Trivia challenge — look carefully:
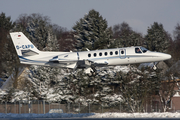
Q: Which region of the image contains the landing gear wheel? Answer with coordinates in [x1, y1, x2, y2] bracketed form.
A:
[85, 67, 97, 76]
[91, 65, 97, 76]
[90, 69, 97, 76]
[88, 71, 97, 76]
[153, 65, 157, 70]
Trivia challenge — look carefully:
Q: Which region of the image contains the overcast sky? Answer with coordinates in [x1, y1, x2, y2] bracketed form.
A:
[1, 0, 180, 35]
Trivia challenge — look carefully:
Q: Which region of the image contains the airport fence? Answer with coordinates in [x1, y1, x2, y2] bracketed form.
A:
[0, 100, 178, 114]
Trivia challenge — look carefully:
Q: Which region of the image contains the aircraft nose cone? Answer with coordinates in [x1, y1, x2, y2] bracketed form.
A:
[167, 54, 171, 59]
[163, 53, 171, 60]
[154, 52, 172, 61]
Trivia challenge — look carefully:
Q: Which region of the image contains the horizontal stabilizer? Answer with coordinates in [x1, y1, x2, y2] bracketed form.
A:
[21, 49, 39, 56]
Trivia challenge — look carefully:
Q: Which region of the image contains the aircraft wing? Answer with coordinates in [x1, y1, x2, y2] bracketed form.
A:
[48, 51, 108, 69]
[49, 58, 78, 69]
[49, 58, 108, 69]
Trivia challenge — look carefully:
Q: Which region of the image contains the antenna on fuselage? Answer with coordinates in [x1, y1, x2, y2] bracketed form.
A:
[86, 48, 90, 51]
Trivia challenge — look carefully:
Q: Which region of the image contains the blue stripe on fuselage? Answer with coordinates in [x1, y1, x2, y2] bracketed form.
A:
[87, 55, 153, 61]
[19, 56, 47, 64]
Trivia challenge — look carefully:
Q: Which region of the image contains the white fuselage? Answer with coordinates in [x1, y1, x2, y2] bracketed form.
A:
[10, 32, 172, 72]
[19, 46, 171, 68]
[10, 32, 171, 73]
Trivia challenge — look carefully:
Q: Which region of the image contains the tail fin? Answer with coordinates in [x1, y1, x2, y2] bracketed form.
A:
[10, 32, 40, 56]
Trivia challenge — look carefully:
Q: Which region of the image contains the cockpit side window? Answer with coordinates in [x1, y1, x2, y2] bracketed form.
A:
[135, 48, 142, 53]
[140, 47, 148, 53]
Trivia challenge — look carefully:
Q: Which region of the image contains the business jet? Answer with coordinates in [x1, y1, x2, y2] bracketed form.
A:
[10, 32, 171, 75]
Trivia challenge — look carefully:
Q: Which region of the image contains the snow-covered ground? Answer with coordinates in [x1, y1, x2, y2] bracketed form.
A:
[0, 112, 180, 118]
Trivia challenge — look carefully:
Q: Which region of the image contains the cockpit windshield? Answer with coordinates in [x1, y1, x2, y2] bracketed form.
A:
[140, 47, 148, 53]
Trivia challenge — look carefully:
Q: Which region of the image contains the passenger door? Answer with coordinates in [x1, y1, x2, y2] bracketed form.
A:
[119, 49, 126, 59]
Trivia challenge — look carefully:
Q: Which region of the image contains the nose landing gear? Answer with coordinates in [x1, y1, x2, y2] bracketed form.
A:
[153, 62, 157, 70]
[153, 65, 157, 70]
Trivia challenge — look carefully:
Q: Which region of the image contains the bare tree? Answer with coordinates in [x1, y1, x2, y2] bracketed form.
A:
[112, 22, 144, 48]
[158, 72, 176, 112]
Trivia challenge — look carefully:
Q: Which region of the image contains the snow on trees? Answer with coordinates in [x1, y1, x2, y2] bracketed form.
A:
[0, 10, 178, 113]
[11, 13, 62, 99]
[73, 9, 112, 51]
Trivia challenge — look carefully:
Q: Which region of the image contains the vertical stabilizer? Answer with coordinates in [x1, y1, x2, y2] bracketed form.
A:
[10, 32, 40, 56]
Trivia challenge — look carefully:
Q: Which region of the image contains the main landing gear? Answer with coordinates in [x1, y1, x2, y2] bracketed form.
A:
[84, 67, 97, 76]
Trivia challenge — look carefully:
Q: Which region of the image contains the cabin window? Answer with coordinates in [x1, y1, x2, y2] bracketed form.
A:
[99, 52, 102, 56]
[115, 51, 118, 55]
[140, 47, 148, 53]
[135, 48, 142, 53]
[94, 53, 97, 57]
[121, 50, 124, 54]
[88, 53, 91, 57]
[110, 51, 113, 55]
[104, 52, 108, 56]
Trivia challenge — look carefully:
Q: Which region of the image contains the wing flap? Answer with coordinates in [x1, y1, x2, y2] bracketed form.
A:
[84, 59, 108, 65]
[81, 59, 108, 67]
[94, 60, 108, 65]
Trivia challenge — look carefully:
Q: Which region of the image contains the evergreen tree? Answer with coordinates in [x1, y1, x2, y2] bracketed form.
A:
[73, 9, 112, 51]
[0, 12, 17, 79]
[173, 23, 180, 40]
[0, 12, 15, 30]
[145, 22, 171, 52]
[169, 23, 180, 60]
